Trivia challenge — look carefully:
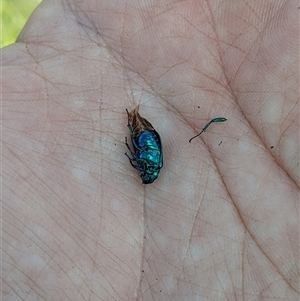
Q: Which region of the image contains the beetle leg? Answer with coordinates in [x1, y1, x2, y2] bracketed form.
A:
[125, 137, 145, 171]
[125, 152, 136, 165]
[125, 137, 137, 158]
[131, 138, 144, 153]
[125, 153, 144, 171]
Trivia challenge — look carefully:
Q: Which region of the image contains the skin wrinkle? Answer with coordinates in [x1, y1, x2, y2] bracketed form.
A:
[214, 141, 295, 296]
[225, 163, 297, 293]
[216, 19, 297, 264]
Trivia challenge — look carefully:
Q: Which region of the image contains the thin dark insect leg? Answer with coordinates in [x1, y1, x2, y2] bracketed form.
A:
[125, 137, 137, 158]
[126, 109, 133, 135]
[189, 129, 205, 143]
[125, 153, 144, 171]
[189, 117, 227, 143]
[125, 137, 144, 171]
[125, 152, 136, 166]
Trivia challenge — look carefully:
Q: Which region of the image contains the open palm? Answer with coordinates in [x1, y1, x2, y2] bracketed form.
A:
[3, 1, 298, 300]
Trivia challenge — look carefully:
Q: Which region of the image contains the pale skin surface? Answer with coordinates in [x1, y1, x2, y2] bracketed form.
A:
[2, 0, 299, 300]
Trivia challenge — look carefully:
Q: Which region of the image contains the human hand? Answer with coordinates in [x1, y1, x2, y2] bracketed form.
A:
[3, 0, 298, 300]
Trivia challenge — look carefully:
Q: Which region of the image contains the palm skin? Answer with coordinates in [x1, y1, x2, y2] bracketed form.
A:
[3, 1, 298, 300]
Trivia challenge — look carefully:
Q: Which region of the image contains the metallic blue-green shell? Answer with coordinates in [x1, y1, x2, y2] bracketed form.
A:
[125, 106, 163, 184]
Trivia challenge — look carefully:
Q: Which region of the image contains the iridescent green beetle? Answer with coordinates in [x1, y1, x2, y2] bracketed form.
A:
[125, 106, 163, 184]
